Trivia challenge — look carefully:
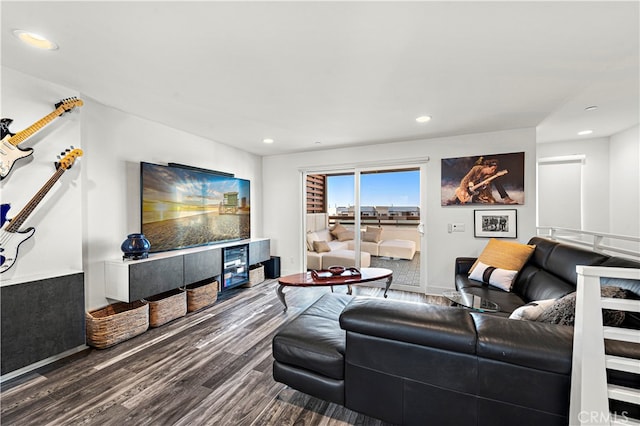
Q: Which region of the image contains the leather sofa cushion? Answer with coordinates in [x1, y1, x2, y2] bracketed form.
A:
[520, 268, 575, 302]
[471, 312, 573, 374]
[273, 361, 345, 405]
[519, 237, 608, 302]
[272, 293, 351, 380]
[340, 298, 477, 353]
[526, 237, 559, 270]
[544, 244, 609, 286]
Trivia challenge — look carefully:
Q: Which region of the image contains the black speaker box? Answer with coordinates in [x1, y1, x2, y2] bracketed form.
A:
[264, 256, 281, 279]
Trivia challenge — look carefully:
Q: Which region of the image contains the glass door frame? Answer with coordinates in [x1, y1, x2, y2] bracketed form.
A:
[301, 159, 428, 294]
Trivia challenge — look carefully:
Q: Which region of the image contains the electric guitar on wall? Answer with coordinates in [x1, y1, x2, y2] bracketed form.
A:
[0, 148, 83, 273]
[455, 170, 509, 204]
[0, 97, 84, 181]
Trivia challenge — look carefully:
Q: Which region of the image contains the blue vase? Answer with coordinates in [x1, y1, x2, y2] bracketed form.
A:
[121, 233, 151, 260]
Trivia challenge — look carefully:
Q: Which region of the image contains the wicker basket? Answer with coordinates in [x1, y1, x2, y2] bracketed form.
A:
[86, 301, 149, 349]
[146, 289, 186, 328]
[185, 280, 218, 312]
[245, 264, 265, 287]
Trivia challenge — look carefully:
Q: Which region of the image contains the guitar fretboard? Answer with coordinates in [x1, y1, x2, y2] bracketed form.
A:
[5, 167, 66, 232]
[9, 108, 66, 146]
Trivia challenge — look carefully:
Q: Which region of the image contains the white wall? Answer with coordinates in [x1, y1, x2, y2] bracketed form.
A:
[263, 128, 537, 293]
[81, 99, 263, 309]
[536, 137, 610, 232]
[536, 126, 640, 240]
[1, 67, 264, 309]
[0, 68, 83, 284]
[609, 125, 640, 237]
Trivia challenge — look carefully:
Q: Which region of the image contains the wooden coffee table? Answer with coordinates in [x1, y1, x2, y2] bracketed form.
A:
[277, 267, 393, 311]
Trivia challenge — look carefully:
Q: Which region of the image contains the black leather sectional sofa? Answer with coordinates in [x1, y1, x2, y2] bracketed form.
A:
[272, 237, 640, 425]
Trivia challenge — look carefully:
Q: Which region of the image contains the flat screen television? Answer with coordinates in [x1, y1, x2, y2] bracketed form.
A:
[140, 162, 250, 253]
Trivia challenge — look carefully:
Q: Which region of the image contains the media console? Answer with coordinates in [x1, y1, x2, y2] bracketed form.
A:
[104, 238, 270, 303]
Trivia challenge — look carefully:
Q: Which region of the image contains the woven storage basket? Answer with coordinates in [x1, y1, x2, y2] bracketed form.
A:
[245, 264, 265, 287]
[146, 289, 186, 328]
[185, 280, 218, 312]
[86, 301, 149, 349]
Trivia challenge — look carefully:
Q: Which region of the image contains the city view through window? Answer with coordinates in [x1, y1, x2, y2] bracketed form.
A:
[326, 170, 420, 216]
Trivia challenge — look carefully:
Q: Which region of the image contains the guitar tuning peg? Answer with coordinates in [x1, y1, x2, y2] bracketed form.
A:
[70, 145, 75, 149]
[57, 155, 61, 160]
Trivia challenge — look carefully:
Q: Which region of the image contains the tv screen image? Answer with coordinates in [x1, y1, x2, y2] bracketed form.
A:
[140, 162, 250, 253]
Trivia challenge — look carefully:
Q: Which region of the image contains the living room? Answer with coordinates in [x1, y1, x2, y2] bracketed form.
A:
[1, 1, 639, 424]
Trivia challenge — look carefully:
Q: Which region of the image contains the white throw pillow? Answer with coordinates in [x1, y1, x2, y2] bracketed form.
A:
[468, 261, 518, 292]
[509, 299, 557, 321]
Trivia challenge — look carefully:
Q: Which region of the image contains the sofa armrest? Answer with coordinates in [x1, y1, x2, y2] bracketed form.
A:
[455, 257, 477, 275]
[339, 298, 476, 354]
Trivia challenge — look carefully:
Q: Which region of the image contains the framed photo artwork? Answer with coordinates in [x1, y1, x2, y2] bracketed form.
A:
[474, 209, 517, 238]
[441, 152, 525, 206]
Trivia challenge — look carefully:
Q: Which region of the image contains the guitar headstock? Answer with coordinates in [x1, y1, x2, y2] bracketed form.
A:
[55, 147, 84, 170]
[54, 97, 84, 112]
[497, 170, 509, 177]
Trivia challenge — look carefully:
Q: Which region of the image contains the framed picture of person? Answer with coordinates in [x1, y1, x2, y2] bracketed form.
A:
[441, 152, 525, 206]
[474, 209, 517, 238]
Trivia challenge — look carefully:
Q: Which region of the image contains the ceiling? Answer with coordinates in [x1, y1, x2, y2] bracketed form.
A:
[1, 1, 638, 156]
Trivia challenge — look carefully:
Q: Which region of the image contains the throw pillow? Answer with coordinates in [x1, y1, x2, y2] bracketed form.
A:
[362, 230, 382, 243]
[536, 286, 628, 326]
[305, 231, 314, 251]
[470, 238, 536, 274]
[364, 226, 383, 242]
[509, 299, 557, 321]
[336, 230, 355, 242]
[330, 224, 348, 238]
[468, 261, 518, 292]
[313, 240, 331, 253]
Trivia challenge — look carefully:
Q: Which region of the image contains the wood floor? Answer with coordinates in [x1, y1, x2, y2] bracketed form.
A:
[0, 279, 441, 426]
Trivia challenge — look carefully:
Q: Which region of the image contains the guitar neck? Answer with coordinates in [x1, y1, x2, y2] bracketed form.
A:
[8, 108, 66, 147]
[5, 168, 66, 232]
[471, 172, 505, 191]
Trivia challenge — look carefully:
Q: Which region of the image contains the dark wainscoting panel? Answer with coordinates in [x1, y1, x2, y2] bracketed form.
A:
[129, 257, 183, 301]
[1, 273, 85, 375]
[184, 248, 221, 285]
[249, 239, 270, 265]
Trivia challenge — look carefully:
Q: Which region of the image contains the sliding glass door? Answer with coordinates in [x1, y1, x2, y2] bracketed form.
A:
[304, 162, 426, 293]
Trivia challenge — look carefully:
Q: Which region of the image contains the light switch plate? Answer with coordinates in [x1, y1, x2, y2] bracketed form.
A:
[448, 223, 465, 233]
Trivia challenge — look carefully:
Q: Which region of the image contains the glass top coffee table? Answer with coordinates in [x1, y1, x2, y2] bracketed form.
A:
[277, 267, 393, 311]
[442, 291, 500, 313]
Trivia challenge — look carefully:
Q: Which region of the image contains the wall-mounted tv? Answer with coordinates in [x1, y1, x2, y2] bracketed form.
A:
[140, 162, 250, 253]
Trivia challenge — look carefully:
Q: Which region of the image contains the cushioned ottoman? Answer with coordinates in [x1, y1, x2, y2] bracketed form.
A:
[322, 249, 371, 269]
[379, 239, 416, 260]
[273, 293, 353, 405]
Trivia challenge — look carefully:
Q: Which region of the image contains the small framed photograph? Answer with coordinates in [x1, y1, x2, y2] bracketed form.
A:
[474, 209, 517, 238]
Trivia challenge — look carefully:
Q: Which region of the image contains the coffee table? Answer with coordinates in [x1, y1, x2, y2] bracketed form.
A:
[277, 267, 393, 311]
[442, 290, 500, 313]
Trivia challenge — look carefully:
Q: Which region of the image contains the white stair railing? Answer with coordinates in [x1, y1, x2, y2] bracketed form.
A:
[537, 227, 640, 261]
[570, 265, 640, 426]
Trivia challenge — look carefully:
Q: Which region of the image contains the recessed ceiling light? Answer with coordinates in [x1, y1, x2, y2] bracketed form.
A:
[584, 105, 598, 112]
[416, 115, 432, 123]
[577, 130, 593, 136]
[263, 138, 274, 144]
[314, 141, 321, 145]
[12, 30, 58, 50]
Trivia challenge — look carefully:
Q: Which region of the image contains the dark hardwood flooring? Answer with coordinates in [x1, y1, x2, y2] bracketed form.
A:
[0, 279, 444, 426]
